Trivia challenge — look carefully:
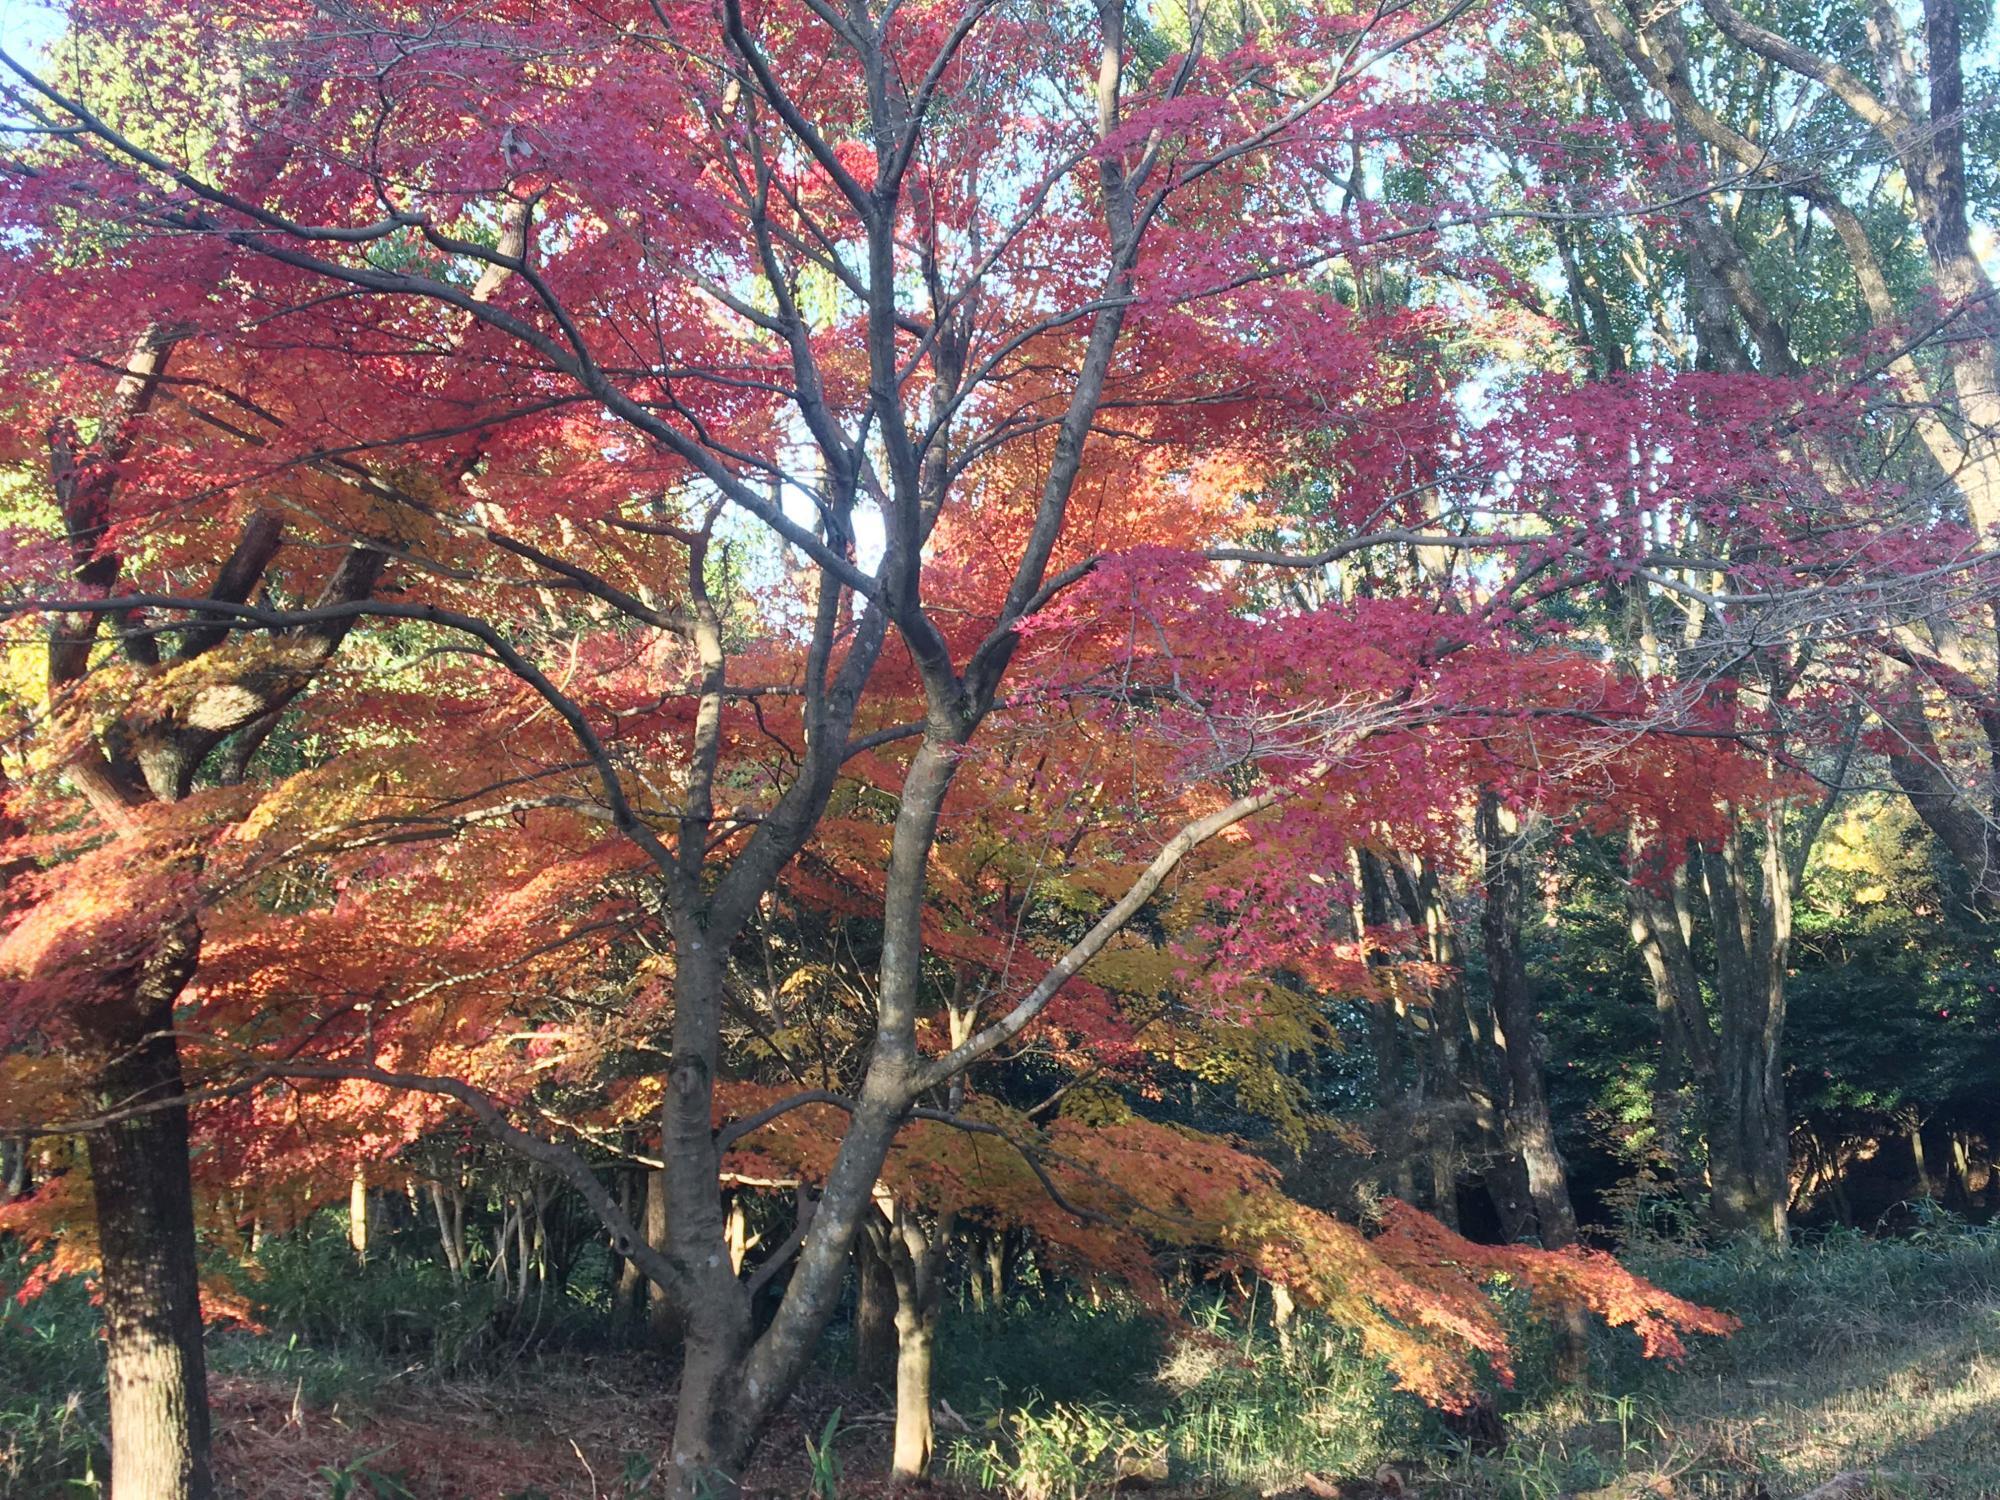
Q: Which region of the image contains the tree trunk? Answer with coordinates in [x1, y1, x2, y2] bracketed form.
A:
[1389, 856, 1478, 1232]
[612, 1165, 646, 1335]
[1, 1132, 28, 1199]
[1626, 849, 1716, 1200]
[1479, 798, 1578, 1249]
[1358, 851, 1420, 1200]
[427, 1179, 466, 1282]
[644, 1167, 683, 1348]
[1909, 1121, 1935, 1201]
[985, 1228, 1011, 1308]
[1701, 825, 1793, 1241]
[348, 1166, 371, 1263]
[887, 1204, 954, 1481]
[88, 982, 214, 1500]
[854, 1221, 898, 1387]
[670, 1314, 758, 1495]
[892, 1310, 936, 1480]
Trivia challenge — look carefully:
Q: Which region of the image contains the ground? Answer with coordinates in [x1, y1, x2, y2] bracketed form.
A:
[196, 1236, 2000, 1500]
[10, 1227, 1999, 1499]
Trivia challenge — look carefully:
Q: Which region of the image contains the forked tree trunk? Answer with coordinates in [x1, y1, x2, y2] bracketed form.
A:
[428, 1179, 467, 1282]
[88, 960, 213, 1500]
[1627, 850, 1715, 1203]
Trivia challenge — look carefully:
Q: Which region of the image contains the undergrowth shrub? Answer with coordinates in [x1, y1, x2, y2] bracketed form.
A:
[252, 1224, 502, 1370]
[940, 1224, 2000, 1498]
[940, 1297, 1439, 1493]
[934, 1294, 1163, 1411]
[0, 1265, 107, 1497]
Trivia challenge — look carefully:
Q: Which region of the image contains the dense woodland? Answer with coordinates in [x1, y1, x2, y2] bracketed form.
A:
[0, 0, 1997, 1496]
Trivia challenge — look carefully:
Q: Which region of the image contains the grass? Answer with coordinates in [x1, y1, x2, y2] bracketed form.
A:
[5, 1221, 1999, 1497]
[1455, 1219, 2000, 1499]
[0, 1272, 108, 1496]
[939, 1223, 2000, 1500]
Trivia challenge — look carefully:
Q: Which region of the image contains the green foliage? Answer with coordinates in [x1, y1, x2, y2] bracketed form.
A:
[934, 1293, 1165, 1411]
[206, 1327, 399, 1410]
[317, 1450, 416, 1500]
[942, 1228, 2000, 1498]
[1614, 1216, 2000, 1382]
[251, 1224, 500, 1370]
[0, 1270, 106, 1498]
[803, 1408, 844, 1500]
[940, 1297, 1433, 1494]
[951, 1400, 1155, 1500]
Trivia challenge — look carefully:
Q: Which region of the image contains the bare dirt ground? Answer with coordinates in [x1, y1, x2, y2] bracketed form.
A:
[210, 1358, 940, 1500]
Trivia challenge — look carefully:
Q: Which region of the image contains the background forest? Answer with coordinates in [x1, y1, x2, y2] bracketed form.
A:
[0, 0, 1997, 1496]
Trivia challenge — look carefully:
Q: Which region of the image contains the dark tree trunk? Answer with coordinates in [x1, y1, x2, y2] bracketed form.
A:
[1701, 827, 1793, 1241]
[611, 1164, 646, 1334]
[1626, 849, 1716, 1203]
[1389, 856, 1478, 1232]
[1478, 799, 1586, 1382]
[853, 1220, 898, 1388]
[88, 970, 213, 1500]
[1, 1132, 29, 1199]
[1478, 798, 1578, 1250]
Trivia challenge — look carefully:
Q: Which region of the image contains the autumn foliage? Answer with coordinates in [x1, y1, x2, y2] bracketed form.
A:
[2, 0, 1993, 1493]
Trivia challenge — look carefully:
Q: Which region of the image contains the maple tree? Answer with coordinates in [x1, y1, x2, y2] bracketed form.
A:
[1, 0, 1994, 1497]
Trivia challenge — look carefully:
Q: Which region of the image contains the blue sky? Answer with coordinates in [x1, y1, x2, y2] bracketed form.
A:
[0, 2, 60, 63]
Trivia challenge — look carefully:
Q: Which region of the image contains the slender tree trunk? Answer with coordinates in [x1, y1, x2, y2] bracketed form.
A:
[1479, 800, 1587, 1383]
[1358, 851, 1420, 1200]
[348, 1166, 371, 1264]
[985, 1228, 1011, 1308]
[512, 1194, 535, 1311]
[428, 1179, 466, 1282]
[1, 1132, 28, 1199]
[1909, 1120, 1935, 1201]
[644, 1167, 682, 1348]
[726, 1195, 750, 1276]
[1391, 857, 1476, 1231]
[893, 1306, 936, 1480]
[613, 1165, 646, 1335]
[88, 968, 213, 1500]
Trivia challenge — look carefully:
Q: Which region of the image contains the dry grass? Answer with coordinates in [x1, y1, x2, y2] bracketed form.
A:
[1425, 1245, 2000, 1500]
